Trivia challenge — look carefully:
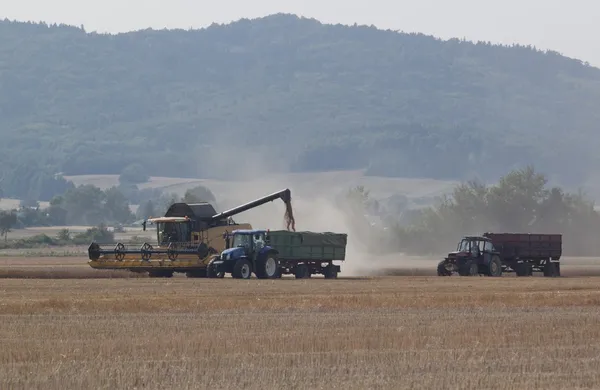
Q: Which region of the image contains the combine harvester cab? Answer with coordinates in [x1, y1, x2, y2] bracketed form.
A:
[209, 229, 347, 279]
[87, 189, 296, 278]
[437, 232, 562, 277]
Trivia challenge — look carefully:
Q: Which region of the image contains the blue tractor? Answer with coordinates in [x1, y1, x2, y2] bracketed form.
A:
[208, 229, 281, 279]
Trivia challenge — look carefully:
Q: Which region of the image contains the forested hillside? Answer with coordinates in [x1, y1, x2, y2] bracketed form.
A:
[1, 13, 600, 201]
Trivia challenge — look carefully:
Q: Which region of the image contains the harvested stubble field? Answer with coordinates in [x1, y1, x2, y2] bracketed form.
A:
[3, 257, 600, 389]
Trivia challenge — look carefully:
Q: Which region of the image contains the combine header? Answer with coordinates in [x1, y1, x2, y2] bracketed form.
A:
[87, 189, 295, 277]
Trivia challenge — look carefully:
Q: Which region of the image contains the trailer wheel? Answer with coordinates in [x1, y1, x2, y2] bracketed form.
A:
[437, 260, 452, 276]
[323, 264, 338, 279]
[487, 256, 502, 277]
[515, 263, 532, 277]
[543, 262, 560, 277]
[294, 263, 310, 279]
[233, 259, 252, 279]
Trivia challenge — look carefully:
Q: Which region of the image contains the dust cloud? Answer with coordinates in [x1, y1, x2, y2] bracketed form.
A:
[187, 143, 424, 276]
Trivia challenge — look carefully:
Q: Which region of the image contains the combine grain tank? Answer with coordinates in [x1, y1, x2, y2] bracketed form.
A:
[209, 229, 347, 279]
[437, 232, 562, 277]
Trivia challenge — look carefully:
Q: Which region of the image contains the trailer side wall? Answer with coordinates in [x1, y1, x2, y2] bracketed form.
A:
[484, 233, 562, 261]
[267, 230, 347, 261]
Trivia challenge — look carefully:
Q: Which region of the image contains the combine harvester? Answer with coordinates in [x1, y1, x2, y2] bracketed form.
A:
[87, 189, 297, 278]
[437, 232, 562, 277]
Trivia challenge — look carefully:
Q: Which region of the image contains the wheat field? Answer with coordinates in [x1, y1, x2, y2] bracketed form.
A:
[2, 256, 600, 389]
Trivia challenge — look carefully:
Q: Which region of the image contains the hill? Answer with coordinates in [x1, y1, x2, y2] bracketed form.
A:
[1, 13, 600, 201]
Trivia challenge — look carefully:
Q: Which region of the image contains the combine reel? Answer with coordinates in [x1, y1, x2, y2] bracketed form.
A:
[114, 243, 126, 261]
[167, 242, 179, 261]
[141, 242, 153, 261]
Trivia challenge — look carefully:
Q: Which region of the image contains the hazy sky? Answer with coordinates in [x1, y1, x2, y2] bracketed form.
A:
[3, 0, 598, 66]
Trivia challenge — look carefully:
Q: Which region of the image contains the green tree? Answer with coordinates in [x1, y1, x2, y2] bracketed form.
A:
[0, 211, 17, 242]
[136, 199, 156, 220]
[56, 228, 71, 241]
[103, 186, 135, 224]
[387, 167, 600, 256]
[182, 185, 217, 205]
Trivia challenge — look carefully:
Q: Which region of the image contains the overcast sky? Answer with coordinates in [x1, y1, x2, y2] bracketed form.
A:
[2, 0, 598, 66]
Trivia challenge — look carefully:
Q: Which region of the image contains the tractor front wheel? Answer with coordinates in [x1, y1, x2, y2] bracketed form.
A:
[233, 259, 252, 279]
[459, 261, 478, 276]
[487, 256, 503, 277]
[437, 260, 452, 276]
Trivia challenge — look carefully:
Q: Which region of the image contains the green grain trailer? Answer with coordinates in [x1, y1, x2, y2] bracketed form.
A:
[268, 230, 347, 278]
[211, 229, 348, 279]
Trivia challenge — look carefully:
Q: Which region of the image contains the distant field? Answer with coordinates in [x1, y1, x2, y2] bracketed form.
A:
[2, 264, 600, 389]
[0, 198, 50, 211]
[4, 225, 154, 244]
[64, 170, 457, 202]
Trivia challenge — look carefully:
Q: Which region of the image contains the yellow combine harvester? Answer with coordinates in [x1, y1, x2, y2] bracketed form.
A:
[87, 189, 295, 278]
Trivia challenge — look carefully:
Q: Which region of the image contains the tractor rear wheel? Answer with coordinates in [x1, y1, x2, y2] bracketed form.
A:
[256, 256, 280, 279]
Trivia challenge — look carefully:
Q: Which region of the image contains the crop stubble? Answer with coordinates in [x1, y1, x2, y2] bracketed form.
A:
[2, 258, 600, 389]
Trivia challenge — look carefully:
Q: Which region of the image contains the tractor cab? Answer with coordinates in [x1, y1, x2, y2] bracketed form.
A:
[224, 229, 270, 253]
[440, 235, 502, 276]
[449, 235, 497, 260]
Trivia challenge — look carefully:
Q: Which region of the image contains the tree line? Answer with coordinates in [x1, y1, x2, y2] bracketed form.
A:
[0, 180, 218, 241]
[343, 167, 600, 257]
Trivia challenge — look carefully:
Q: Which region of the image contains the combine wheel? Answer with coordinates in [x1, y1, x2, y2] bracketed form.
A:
[294, 263, 310, 279]
[114, 243, 126, 261]
[487, 256, 502, 277]
[141, 243, 153, 261]
[186, 270, 207, 278]
[232, 259, 252, 279]
[437, 260, 452, 276]
[149, 270, 173, 278]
